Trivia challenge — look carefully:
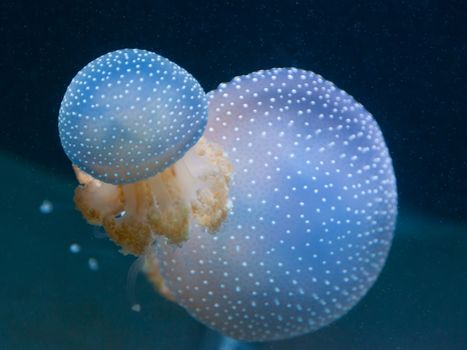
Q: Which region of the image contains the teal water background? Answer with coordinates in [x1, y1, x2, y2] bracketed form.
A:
[0, 153, 465, 349]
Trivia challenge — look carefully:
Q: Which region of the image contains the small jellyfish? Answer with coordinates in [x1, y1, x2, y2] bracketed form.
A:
[59, 49, 233, 255]
[59, 49, 207, 185]
[59, 50, 397, 343]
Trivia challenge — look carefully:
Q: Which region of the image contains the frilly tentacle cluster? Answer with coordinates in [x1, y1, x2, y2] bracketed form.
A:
[74, 137, 233, 256]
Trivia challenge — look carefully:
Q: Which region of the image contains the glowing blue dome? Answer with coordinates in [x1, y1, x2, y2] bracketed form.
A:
[59, 49, 207, 184]
[154, 68, 397, 342]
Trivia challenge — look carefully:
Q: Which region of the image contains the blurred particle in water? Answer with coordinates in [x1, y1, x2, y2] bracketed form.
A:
[39, 200, 53, 214]
[131, 304, 141, 312]
[69, 243, 81, 254]
[88, 257, 99, 271]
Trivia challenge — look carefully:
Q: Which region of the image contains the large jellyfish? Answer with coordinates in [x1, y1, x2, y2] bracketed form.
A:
[58, 49, 397, 342]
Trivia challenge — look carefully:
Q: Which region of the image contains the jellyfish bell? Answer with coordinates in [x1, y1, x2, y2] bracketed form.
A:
[151, 68, 397, 342]
[58, 49, 233, 255]
[59, 49, 207, 184]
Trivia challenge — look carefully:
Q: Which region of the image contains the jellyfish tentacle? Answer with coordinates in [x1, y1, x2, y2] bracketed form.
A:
[73, 137, 233, 255]
[143, 250, 174, 301]
[127, 255, 145, 312]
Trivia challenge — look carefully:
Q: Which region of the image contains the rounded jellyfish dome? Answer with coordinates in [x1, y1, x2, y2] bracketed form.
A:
[154, 68, 397, 342]
[58, 48, 207, 184]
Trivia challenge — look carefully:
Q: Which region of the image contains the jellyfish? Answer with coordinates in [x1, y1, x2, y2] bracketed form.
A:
[58, 49, 397, 343]
[59, 49, 234, 255]
[150, 68, 397, 342]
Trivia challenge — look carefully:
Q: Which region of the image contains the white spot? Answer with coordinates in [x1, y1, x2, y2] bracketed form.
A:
[69, 243, 81, 254]
[88, 257, 99, 271]
[39, 200, 53, 214]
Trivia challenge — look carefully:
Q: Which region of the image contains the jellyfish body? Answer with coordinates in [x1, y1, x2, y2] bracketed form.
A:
[58, 49, 232, 254]
[59, 49, 207, 185]
[154, 68, 397, 341]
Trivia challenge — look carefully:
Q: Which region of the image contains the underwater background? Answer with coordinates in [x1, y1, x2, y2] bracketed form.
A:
[0, 0, 466, 349]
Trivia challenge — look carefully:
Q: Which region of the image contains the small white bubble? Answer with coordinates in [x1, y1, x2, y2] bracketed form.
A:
[131, 304, 141, 312]
[69, 243, 81, 254]
[88, 257, 99, 271]
[39, 200, 53, 214]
